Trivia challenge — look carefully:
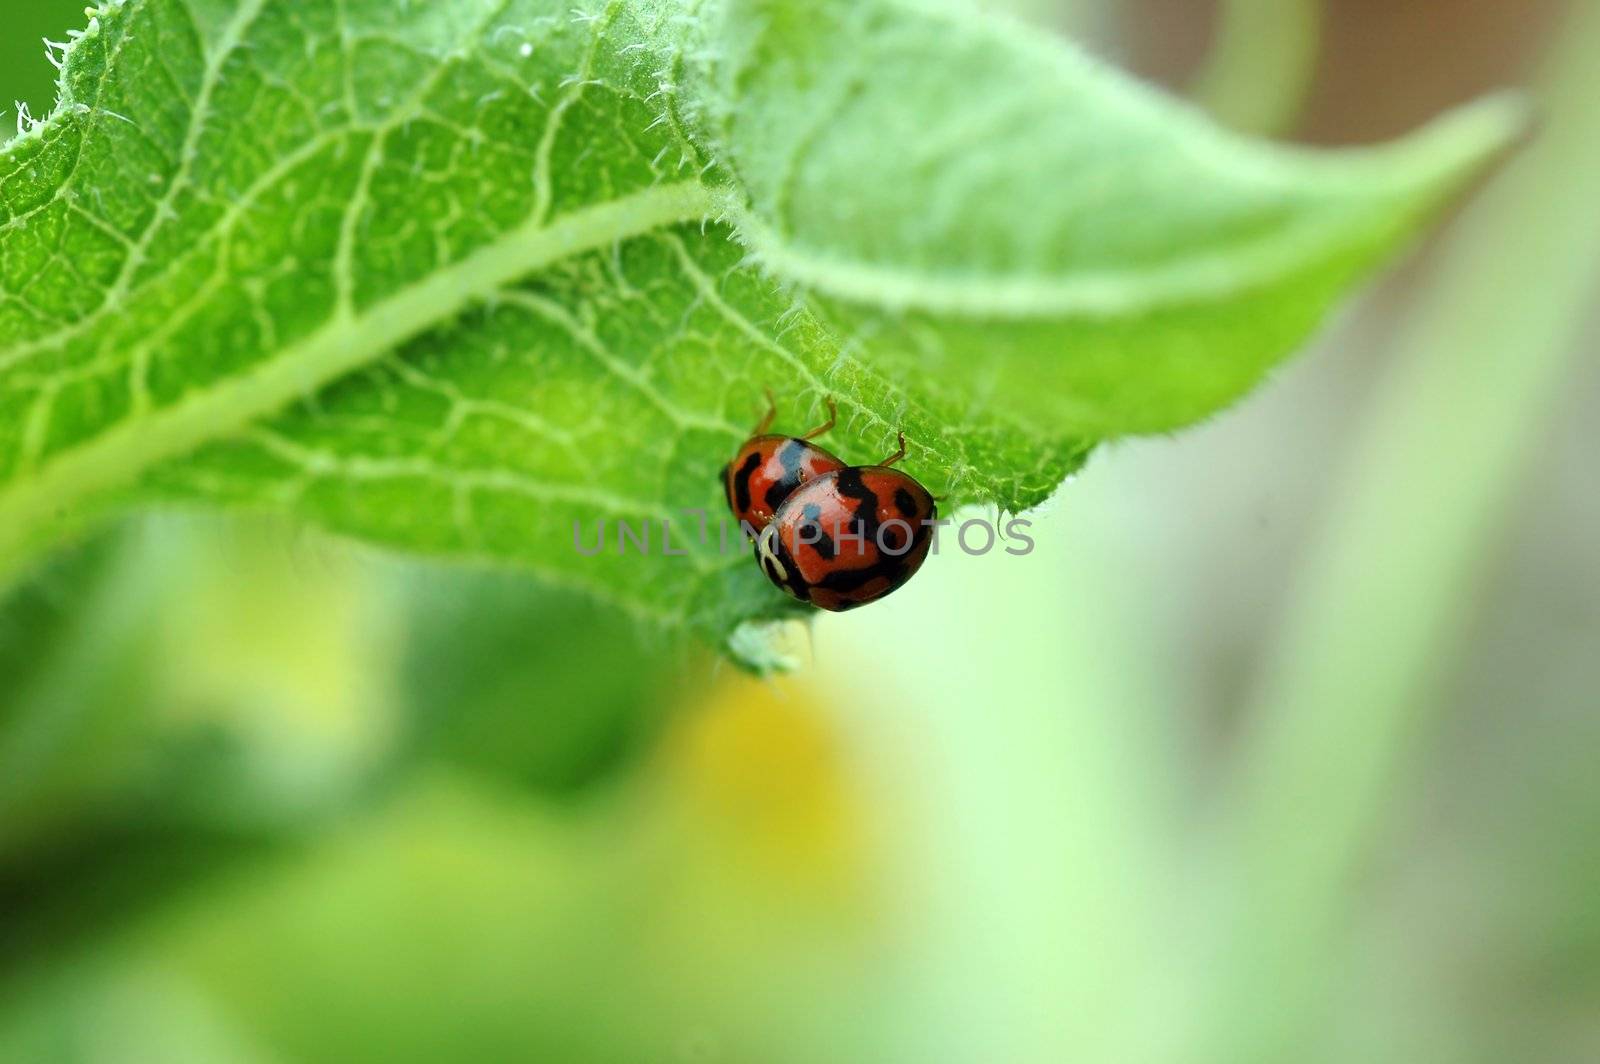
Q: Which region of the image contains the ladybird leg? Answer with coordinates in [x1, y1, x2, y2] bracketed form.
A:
[877, 431, 908, 468]
[800, 396, 838, 441]
[753, 388, 778, 435]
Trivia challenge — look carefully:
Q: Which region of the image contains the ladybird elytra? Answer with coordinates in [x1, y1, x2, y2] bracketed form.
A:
[758, 432, 938, 612]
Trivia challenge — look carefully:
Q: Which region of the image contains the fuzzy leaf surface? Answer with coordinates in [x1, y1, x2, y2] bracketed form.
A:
[0, 0, 1519, 654]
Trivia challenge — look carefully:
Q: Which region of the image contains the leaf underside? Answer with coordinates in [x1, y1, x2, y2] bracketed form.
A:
[0, 0, 1520, 658]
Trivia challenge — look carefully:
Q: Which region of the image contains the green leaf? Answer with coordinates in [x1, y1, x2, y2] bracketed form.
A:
[680, 0, 1522, 434]
[0, 0, 1519, 656]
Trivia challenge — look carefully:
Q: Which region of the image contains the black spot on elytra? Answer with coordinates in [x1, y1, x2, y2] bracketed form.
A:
[844, 468, 909, 562]
[815, 556, 898, 593]
[894, 488, 918, 517]
[881, 523, 906, 553]
[834, 467, 882, 540]
[835, 467, 873, 504]
[732, 451, 761, 514]
[811, 514, 934, 600]
[799, 502, 834, 560]
[764, 439, 807, 510]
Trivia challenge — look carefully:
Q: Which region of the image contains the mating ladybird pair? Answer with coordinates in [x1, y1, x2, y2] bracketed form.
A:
[721, 393, 937, 612]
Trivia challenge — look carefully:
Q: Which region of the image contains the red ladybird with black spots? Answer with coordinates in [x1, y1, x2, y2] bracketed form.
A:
[755, 433, 938, 612]
[721, 392, 846, 532]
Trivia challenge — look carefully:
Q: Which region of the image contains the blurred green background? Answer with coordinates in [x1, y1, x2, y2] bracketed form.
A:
[2, 1, 1597, 1062]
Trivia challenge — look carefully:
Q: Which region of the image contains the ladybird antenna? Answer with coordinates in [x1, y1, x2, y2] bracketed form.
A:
[753, 388, 778, 435]
[878, 431, 908, 468]
[800, 396, 838, 441]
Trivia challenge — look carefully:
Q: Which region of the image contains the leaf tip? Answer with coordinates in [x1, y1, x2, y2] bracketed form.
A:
[1403, 90, 1535, 188]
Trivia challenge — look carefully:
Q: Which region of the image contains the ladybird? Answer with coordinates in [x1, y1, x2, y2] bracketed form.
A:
[721, 392, 845, 532]
[755, 433, 937, 612]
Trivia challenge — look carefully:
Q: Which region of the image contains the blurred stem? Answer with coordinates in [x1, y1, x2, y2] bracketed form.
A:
[1211, 4, 1600, 1060]
[1193, 0, 1321, 135]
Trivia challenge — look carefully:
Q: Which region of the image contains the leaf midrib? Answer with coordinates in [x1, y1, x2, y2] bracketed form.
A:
[716, 95, 1522, 318]
[0, 178, 715, 577]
